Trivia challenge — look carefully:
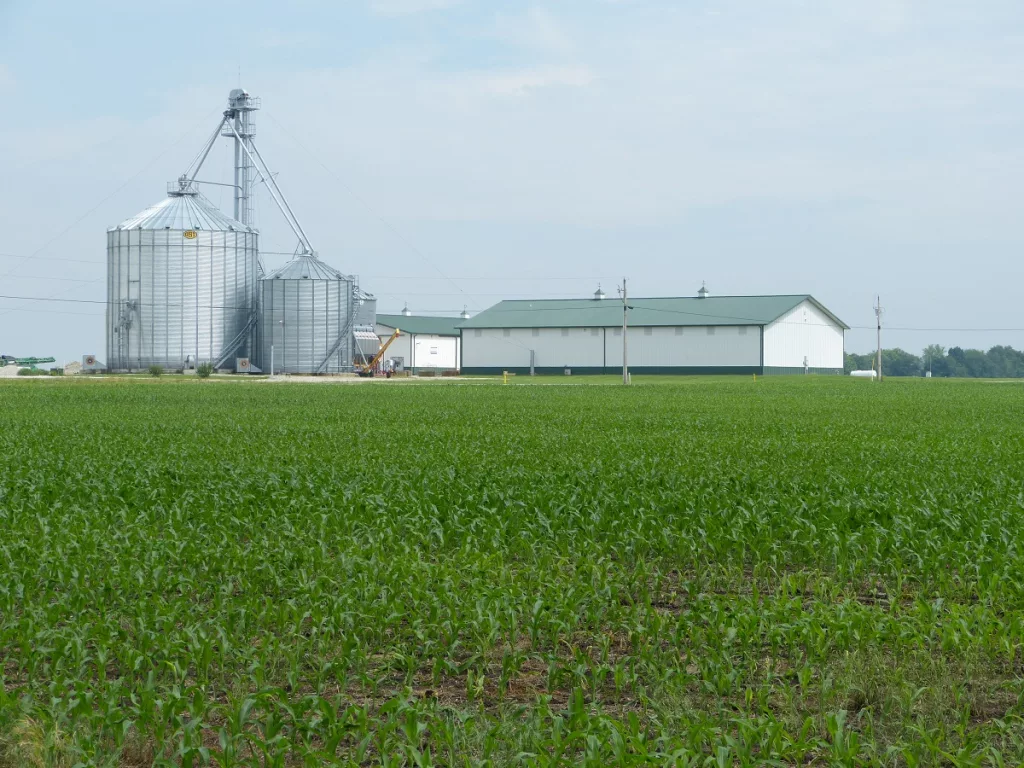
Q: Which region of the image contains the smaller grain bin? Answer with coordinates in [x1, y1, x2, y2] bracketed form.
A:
[354, 288, 377, 328]
[259, 254, 366, 373]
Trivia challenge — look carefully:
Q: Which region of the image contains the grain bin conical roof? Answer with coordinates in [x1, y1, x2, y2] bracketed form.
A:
[111, 189, 254, 233]
[264, 254, 348, 280]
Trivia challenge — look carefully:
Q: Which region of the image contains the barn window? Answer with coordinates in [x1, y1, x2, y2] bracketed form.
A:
[503, 328, 511, 337]
[613, 328, 621, 336]
[644, 327, 653, 336]
[707, 327, 715, 336]
[474, 329, 482, 338]
[591, 328, 599, 337]
[738, 326, 748, 336]
[561, 328, 569, 337]
[430, 346, 438, 354]
[532, 328, 540, 337]
[675, 327, 684, 336]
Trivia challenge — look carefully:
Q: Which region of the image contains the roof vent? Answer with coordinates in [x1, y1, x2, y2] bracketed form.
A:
[401, 303, 412, 317]
[460, 305, 471, 319]
[697, 282, 709, 299]
[594, 284, 606, 300]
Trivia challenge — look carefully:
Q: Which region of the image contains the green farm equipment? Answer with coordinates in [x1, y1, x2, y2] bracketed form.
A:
[1, 355, 56, 368]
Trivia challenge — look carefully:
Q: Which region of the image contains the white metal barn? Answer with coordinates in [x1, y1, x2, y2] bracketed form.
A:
[375, 315, 462, 373]
[458, 291, 846, 375]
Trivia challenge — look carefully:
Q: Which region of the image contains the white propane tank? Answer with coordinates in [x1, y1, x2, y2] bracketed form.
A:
[850, 370, 877, 379]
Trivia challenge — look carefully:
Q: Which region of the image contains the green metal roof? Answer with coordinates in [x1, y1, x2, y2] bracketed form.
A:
[458, 295, 848, 330]
[376, 314, 463, 336]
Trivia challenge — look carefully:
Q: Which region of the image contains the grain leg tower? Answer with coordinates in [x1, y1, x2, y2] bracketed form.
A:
[105, 89, 375, 373]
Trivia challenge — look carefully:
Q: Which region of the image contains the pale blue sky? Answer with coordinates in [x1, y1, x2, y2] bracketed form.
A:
[2, 0, 1023, 362]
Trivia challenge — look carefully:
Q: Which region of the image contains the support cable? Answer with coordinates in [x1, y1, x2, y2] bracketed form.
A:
[224, 121, 314, 254]
[184, 115, 229, 182]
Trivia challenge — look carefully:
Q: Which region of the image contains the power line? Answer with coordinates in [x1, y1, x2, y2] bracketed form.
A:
[0, 112, 223, 325]
[362, 275, 618, 281]
[0, 306, 104, 317]
[0, 249, 620, 283]
[260, 111, 483, 309]
[0, 110, 219, 284]
[0, 278, 105, 320]
[0, 294, 252, 311]
[1, 291, 1021, 334]
[6, 275, 101, 283]
[0, 252, 104, 266]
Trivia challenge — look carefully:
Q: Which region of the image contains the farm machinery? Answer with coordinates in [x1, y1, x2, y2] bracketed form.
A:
[1, 355, 56, 368]
[355, 328, 401, 378]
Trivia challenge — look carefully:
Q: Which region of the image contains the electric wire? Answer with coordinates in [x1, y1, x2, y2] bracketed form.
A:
[260, 111, 484, 309]
[0, 110, 220, 284]
[0, 291, 1020, 334]
[0, 252, 104, 266]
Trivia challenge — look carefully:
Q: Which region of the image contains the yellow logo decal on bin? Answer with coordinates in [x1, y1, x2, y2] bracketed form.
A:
[183, 230, 198, 239]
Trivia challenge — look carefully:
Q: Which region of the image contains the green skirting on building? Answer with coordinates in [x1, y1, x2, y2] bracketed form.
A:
[461, 366, 762, 376]
[761, 367, 843, 376]
[461, 365, 844, 376]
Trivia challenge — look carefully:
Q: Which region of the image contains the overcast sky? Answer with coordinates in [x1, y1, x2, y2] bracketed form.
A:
[2, 0, 1022, 362]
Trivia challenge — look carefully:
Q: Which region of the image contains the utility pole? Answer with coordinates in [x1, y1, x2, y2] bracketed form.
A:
[874, 295, 883, 382]
[619, 277, 629, 385]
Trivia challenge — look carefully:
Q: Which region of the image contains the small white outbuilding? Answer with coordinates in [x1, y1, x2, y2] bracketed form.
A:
[375, 314, 463, 373]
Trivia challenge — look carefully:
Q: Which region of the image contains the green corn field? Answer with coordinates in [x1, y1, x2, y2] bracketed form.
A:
[1, 376, 1023, 766]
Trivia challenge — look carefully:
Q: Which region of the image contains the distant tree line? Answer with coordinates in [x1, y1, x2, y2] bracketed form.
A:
[845, 345, 1024, 378]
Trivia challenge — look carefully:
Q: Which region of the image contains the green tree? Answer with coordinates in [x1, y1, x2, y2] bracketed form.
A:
[986, 346, 1024, 378]
[844, 352, 875, 374]
[921, 345, 953, 377]
[881, 348, 922, 377]
[946, 347, 970, 377]
[961, 349, 994, 378]
[848, 345, 1024, 378]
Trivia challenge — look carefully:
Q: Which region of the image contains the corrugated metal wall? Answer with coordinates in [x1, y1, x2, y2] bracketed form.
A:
[355, 296, 377, 328]
[762, 299, 844, 371]
[370, 328, 460, 371]
[413, 335, 458, 369]
[106, 228, 258, 371]
[259, 277, 353, 373]
[462, 325, 760, 371]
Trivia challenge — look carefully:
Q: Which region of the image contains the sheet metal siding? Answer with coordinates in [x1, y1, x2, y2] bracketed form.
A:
[413, 335, 458, 369]
[260, 276, 353, 373]
[370, 330, 459, 370]
[355, 296, 377, 328]
[460, 295, 816, 329]
[106, 228, 257, 370]
[462, 325, 760, 370]
[762, 299, 845, 370]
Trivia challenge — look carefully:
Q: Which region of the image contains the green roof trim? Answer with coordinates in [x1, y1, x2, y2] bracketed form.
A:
[457, 295, 848, 330]
[376, 314, 463, 336]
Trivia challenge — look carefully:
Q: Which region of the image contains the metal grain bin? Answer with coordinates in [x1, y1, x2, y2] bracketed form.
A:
[259, 255, 358, 374]
[106, 183, 258, 371]
[354, 289, 377, 328]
